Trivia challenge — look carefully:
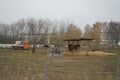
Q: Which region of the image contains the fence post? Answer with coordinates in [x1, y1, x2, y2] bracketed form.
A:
[44, 48, 49, 80]
[116, 56, 120, 80]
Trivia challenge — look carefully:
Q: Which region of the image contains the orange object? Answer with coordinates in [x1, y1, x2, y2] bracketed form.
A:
[22, 41, 30, 50]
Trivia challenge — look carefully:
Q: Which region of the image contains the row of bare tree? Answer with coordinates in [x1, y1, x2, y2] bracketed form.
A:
[0, 18, 120, 47]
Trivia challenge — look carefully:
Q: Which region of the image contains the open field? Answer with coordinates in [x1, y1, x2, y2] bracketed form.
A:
[0, 48, 118, 80]
[102, 49, 120, 55]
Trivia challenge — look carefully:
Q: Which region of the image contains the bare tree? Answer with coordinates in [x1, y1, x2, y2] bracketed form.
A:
[16, 19, 27, 41]
[92, 21, 102, 44]
[41, 19, 52, 44]
[59, 21, 67, 46]
[27, 18, 37, 53]
[0, 23, 10, 43]
[36, 19, 45, 44]
[49, 21, 67, 46]
[9, 23, 20, 43]
[50, 22, 60, 46]
[83, 24, 92, 38]
[104, 21, 120, 46]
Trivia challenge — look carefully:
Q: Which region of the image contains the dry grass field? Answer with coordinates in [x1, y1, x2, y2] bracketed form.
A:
[64, 51, 117, 56]
[0, 48, 118, 80]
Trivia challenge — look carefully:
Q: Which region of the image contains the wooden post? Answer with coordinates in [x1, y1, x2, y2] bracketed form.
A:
[44, 47, 49, 80]
[116, 56, 120, 80]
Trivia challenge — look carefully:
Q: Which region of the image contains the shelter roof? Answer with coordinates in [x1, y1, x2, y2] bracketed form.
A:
[63, 38, 93, 41]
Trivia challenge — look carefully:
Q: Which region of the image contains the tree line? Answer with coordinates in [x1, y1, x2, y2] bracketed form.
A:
[0, 18, 120, 46]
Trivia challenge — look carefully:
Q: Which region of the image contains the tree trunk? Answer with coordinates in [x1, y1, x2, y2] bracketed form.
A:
[115, 40, 119, 46]
[32, 44, 36, 53]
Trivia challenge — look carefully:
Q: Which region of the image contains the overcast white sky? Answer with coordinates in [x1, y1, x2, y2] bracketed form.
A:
[0, 0, 120, 30]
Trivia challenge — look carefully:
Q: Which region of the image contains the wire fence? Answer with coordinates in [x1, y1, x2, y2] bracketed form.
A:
[0, 56, 118, 80]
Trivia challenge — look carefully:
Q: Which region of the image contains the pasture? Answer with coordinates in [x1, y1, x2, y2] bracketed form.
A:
[0, 48, 118, 80]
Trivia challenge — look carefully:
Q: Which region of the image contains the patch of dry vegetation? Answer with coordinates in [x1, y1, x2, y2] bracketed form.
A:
[64, 51, 117, 56]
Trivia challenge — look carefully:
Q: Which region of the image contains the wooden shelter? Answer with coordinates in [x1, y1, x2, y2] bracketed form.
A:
[63, 38, 93, 51]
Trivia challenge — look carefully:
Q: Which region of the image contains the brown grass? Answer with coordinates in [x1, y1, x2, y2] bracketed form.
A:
[64, 51, 117, 56]
[0, 49, 117, 80]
